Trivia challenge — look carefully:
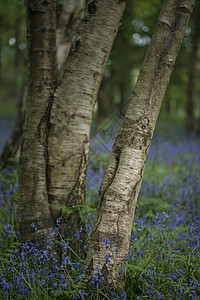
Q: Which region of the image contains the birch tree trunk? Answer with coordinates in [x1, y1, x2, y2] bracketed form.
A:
[18, 0, 57, 241]
[85, 0, 195, 290]
[0, 0, 85, 171]
[48, 0, 125, 250]
[56, 0, 86, 70]
[97, 76, 114, 123]
[18, 0, 126, 245]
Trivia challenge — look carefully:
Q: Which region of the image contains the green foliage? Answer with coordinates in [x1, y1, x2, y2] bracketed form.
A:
[0, 0, 26, 106]
[0, 169, 18, 225]
[126, 221, 200, 299]
[0, 101, 18, 116]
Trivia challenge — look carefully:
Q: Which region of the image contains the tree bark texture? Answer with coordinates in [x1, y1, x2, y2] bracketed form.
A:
[18, 0, 57, 241]
[85, 0, 195, 289]
[18, 0, 126, 244]
[0, 1, 86, 171]
[56, 0, 86, 70]
[186, 4, 200, 133]
[48, 0, 125, 247]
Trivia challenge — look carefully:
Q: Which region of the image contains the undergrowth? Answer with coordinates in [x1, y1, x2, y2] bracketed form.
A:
[0, 126, 200, 299]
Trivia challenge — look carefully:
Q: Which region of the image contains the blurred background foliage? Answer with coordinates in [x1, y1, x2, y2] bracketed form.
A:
[0, 0, 26, 115]
[0, 0, 199, 129]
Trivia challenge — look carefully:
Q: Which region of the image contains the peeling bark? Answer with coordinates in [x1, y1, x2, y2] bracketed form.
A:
[85, 0, 196, 290]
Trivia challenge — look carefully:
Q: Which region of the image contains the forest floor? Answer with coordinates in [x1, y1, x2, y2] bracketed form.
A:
[0, 113, 200, 299]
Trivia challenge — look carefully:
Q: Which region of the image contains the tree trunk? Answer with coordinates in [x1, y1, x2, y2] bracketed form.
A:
[18, 0, 126, 246]
[0, 0, 86, 171]
[85, 0, 195, 291]
[119, 72, 132, 116]
[97, 76, 114, 123]
[186, 4, 200, 133]
[47, 0, 125, 250]
[56, 0, 86, 70]
[18, 0, 57, 242]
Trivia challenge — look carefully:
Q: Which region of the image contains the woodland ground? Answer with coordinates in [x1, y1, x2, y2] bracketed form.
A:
[0, 113, 200, 299]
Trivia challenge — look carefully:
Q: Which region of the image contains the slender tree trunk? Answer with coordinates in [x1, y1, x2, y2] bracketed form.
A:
[97, 76, 114, 123]
[85, 0, 195, 291]
[18, 0, 57, 241]
[119, 73, 132, 116]
[186, 5, 200, 133]
[48, 0, 125, 249]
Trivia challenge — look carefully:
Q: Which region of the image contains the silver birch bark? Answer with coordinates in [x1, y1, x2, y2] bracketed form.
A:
[48, 0, 125, 248]
[0, 1, 85, 170]
[18, 0, 125, 243]
[56, 0, 86, 70]
[18, 0, 57, 241]
[85, 0, 196, 288]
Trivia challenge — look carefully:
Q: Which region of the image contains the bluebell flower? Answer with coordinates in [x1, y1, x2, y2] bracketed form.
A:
[61, 254, 70, 266]
[60, 240, 69, 250]
[105, 253, 112, 264]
